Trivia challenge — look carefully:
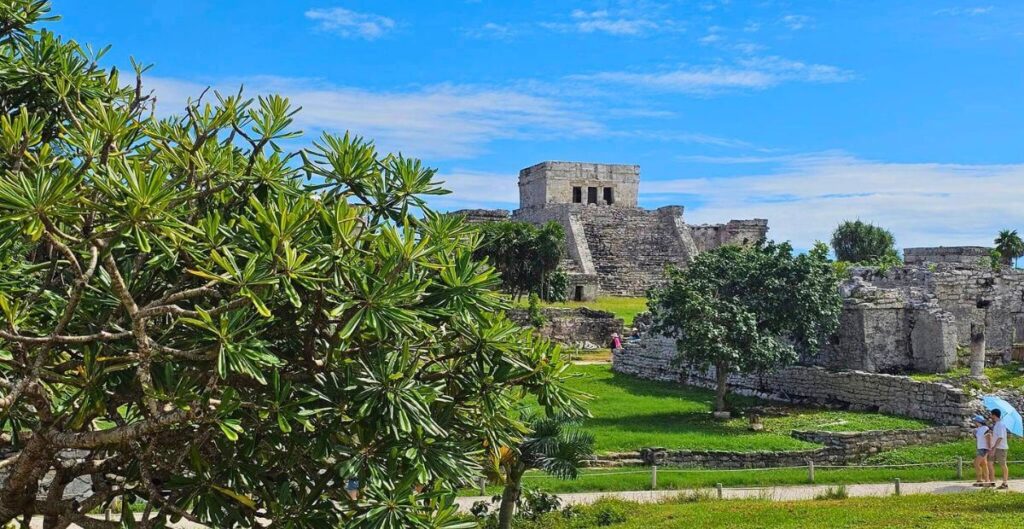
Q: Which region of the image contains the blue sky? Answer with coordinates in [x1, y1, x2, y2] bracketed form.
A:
[51, 1, 1024, 249]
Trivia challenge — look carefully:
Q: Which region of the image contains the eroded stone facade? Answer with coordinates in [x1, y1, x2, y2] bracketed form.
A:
[829, 249, 1024, 370]
[506, 307, 623, 348]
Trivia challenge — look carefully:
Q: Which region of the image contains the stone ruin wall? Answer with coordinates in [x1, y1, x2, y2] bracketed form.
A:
[904, 246, 991, 267]
[689, 219, 770, 252]
[454, 208, 511, 224]
[506, 307, 623, 348]
[815, 277, 960, 374]
[639, 426, 965, 469]
[844, 259, 1024, 362]
[613, 335, 978, 425]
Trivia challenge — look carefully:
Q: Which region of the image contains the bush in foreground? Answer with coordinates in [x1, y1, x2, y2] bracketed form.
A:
[0, 2, 582, 527]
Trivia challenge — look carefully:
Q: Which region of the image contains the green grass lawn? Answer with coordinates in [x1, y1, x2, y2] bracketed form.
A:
[459, 439, 1011, 496]
[515, 492, 1024, 528]
[571, 364, 930, 454]
[912, 361, 1024, 391]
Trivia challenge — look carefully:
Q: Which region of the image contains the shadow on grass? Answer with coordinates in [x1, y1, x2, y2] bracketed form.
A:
[585, 412, 760, 437]
[578, 366, 761, 409]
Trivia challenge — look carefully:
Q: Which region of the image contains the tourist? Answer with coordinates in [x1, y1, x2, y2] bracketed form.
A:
[988, 408, 1010, 489]
[610, 332, 622, 352]
[630, 327, 641, 340]
[972, 415, 992, 486]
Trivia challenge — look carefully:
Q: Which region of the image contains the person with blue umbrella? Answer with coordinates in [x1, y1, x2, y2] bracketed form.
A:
[982, 395, 1023, 490]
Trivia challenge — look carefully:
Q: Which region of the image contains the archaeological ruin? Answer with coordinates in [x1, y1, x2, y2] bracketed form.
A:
[615, 246, 1024, 426]
[455, 161, 768, 300]
[455, 162, 1024, 425]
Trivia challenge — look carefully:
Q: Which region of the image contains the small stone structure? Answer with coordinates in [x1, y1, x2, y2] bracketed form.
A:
[453, 161, 767, 300]
[507, 307, 623, 348]
[614, 336, 977, 425]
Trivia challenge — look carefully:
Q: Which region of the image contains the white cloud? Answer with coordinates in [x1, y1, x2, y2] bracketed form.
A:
[305, 7, 395, 40]
[699, 26, 723, 45]
[146, 76, 602, 160]
[934, 6, 993, 16]
[468, 22, 516, 39]
[644, 152, 1024, 249]
[573, 55, 854, 94]
[542, 8, 678, 36]
[781, 14, 812, 30]
[433, 169, 520, 208]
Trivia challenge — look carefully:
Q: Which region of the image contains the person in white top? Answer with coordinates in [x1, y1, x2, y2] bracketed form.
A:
[972, 415, 992, 486]
[989, 408, 1010, 489]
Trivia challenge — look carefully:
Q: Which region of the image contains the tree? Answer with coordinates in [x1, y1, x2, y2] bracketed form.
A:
[491, 414, 593, 529]
[830, 220, 898, 264]
[648, 242, 842, 413]
[473, 220, 566, 301]
[994, 229, 1024, 268]
[0, 3, 583, 527]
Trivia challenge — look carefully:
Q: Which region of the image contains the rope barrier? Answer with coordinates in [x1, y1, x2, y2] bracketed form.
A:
[519, 458, 1024, 480]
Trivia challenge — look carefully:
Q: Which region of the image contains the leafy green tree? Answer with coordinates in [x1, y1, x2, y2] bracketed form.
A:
[491, 414, 594, 529]
[0, 3, 583, 527]
[830, 220, 899, 264]
[473, 220, 566, 301]
[648, 242, 842, 412]
[994, 229, 1024, 268]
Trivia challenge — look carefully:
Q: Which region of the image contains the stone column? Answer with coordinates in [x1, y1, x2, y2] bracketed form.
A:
[969, 323, 987, 380]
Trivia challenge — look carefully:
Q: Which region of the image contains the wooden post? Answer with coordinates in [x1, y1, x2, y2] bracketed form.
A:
[807, 459, 815, 484]
[716, 483, 723, 499]
[957, 457, 963, 480]
[894, 478, 901, 496]
[650, 465, 658, 490]
[479, 477, 486, 495]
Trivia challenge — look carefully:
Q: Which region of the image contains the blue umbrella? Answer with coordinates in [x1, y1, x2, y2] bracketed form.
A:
[982, 396, 1024, 437]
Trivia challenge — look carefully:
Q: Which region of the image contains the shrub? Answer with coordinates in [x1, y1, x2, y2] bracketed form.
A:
[815, 485, 849, 500]
[528, 292, 547, 328]
[591, 501, 629, 526]
[0, 2, 584, 526]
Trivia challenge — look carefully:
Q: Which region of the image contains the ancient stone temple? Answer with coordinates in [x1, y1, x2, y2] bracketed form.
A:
[455, 161, 768, 300]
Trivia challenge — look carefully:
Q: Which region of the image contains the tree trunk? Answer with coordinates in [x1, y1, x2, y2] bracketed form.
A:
[714, 361, 729, 413]
[497, 466, 524, 529]
[970, 323, 986, 379]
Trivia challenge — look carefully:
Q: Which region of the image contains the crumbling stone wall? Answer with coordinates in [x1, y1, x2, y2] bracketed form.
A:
[507, 307, 623, 347]
[816, 277, 958, 373]
[849, 261, 1024, 358]
[450, 208, 511, 223]
[905, 246, 991, 267]
[613, 336, 976, 425]
[689, 219, 770, 252]
[639, 426, 965, 468]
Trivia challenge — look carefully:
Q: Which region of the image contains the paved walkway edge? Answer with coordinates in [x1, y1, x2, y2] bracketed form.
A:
[455, 478, 1024, 511]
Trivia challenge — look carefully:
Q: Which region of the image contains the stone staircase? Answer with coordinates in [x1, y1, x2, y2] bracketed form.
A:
[578, 208, 693, 296]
